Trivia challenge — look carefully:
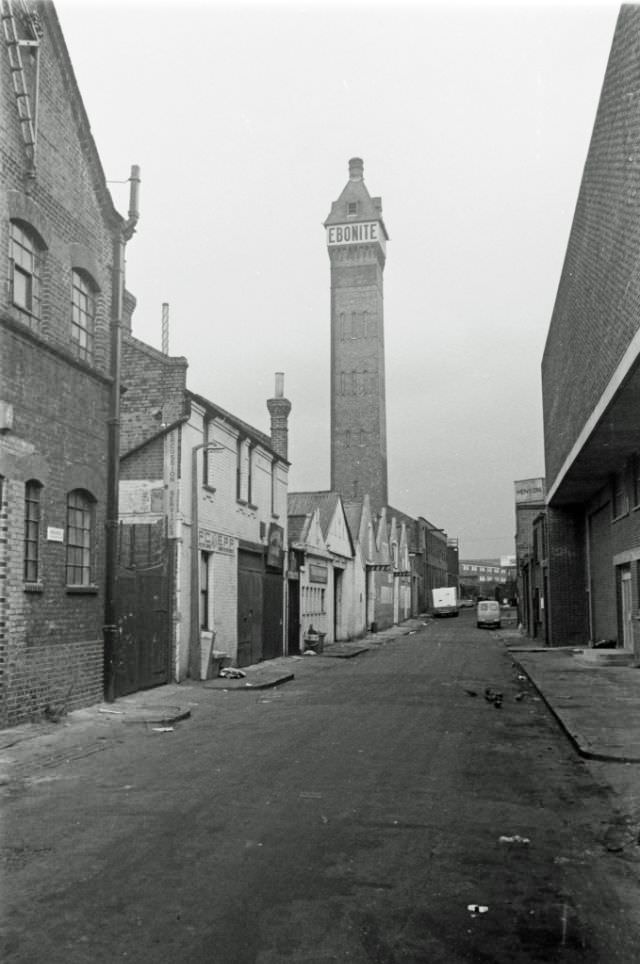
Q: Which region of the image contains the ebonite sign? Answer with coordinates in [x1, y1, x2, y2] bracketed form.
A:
[326, 221, 385, 252]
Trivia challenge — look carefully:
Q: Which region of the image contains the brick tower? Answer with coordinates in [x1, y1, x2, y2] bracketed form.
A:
[325, 157, 389, 513]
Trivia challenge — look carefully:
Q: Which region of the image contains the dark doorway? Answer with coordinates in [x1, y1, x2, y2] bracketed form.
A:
[237, 548, 264, 667]
[115, 521, 171, 697]
[288, 577, 300, 655]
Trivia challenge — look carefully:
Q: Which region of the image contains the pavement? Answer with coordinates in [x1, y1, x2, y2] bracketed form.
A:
[501, 627, 640, 763]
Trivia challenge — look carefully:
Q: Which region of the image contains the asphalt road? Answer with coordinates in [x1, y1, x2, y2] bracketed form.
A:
[2, 615, 640, 962]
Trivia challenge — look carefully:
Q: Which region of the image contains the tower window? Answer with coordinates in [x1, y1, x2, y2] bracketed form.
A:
[347, 202, 357, 216]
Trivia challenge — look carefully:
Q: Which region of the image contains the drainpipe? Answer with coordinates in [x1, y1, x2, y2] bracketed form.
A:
[104, 165, 140, 702]
[189, 440, 224, 680]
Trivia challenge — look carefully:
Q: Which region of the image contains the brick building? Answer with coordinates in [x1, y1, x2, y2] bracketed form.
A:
[0, 2, 137, 724]
[514, 478, 547, 639]
[324, 158, 454, 626]
[542, 6, 640, 654]
[325, 157, 389, 515]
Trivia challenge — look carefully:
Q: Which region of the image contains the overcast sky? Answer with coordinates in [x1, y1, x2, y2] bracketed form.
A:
[56, 0, 620, 559]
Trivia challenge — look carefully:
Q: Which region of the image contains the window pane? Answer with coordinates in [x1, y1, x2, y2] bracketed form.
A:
[66, 490, 93, 584]
[71, 271, 95, 361]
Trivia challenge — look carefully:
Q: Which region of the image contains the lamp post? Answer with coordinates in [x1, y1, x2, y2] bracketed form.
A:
[190, 440, 224, 680]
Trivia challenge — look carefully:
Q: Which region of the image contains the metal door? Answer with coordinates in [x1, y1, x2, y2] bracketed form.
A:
[237, 549, 263, 667]
[115, 522, 171, 697]
[621, 568, 633, 651]
[262, 571, 283, 660]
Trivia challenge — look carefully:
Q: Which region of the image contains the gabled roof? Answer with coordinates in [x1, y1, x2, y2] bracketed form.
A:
[288, 491, 339, 537]
[324, 158, 389, 239]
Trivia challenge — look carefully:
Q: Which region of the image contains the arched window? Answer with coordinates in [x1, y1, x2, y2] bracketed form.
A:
[345, 430, 351, 448]
[10, 221, 42, 322]
[66, 489, 95, 586]
[24, 480, 42, 582]
[339, 312, 346, 341]
[351, 311, 357, 338]
[71, 270, 96, 362]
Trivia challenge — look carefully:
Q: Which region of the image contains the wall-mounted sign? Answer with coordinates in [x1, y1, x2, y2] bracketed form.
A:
[267, 523, 284, 570]
[47, 526, 64, 543]
[309, 563, 328, 584]
[326, 221, 386, 253]
[198, 528, 236, 554]
[514, 478, 546, 505]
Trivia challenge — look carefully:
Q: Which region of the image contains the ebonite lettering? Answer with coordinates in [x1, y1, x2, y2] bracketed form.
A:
[327, 222, 379, 245]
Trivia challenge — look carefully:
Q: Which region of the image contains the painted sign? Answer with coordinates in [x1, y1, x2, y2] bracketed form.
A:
[198, 528, 236, 554]
[46, 526, 64, 543]
[309, 563, 328, 584]
[267, 523, 284, 570]
[514, 478, 546, 504]
[120, 480, 164, 517]
[165, 429, 180, 537]
[326, 221, 386, 253]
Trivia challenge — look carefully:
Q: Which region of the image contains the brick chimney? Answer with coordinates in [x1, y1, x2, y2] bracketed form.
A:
[267, 372, 291, 460]
[349, 157, 364, 180]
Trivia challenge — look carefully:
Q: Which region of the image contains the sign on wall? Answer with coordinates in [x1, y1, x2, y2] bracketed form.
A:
[267, 523, 284, 570]
[309, 563, 328, 584]
[198, 528, 237, 554]
[326, 221, 386, 253]
[514, 478, 546, 504]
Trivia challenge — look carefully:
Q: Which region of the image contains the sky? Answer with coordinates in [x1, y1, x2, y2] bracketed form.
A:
[55, 0, 621, 559]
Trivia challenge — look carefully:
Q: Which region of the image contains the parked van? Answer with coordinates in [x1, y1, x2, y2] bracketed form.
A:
[477, 600, 501, 629]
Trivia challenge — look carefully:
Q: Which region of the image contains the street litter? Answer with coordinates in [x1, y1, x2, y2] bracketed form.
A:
[98, 707, 124, 715]
[467, 905, 489, 917]
[484, 688, 503, 708]
[219, 668, 246, 679]
[303, 649, 317, 656]
[152, 726, 174, 733]
[515, 692, 525, 701]
[463, 688, 478, 697]
[408, 630, 417, 635]
[499, 834, 530, 845]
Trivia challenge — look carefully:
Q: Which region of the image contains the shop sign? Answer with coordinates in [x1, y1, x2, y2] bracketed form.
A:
[198, 528, 236, 554]
[309, 563, 328, 584]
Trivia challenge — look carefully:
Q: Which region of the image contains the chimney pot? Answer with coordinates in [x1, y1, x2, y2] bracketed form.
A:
[349, 157, 364, 180]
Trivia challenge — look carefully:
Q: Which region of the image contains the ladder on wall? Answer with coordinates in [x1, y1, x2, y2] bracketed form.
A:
[1, 0, 41, 175]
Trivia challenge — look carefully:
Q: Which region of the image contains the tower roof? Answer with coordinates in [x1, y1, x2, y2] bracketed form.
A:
[324, 157, 389, 239]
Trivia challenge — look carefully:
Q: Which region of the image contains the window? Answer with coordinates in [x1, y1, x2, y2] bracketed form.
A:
[24, 480, 42, 582]
[66, 490, 94, 586]
[633, 455, 640, 507]
[10, 221, 42, 320]
[71, 270, 95, 362]
[271, 461, 278, 515]
[347, 202, 357, 216]
[613, 471, 629, 519]
[200, 552, 211, 630]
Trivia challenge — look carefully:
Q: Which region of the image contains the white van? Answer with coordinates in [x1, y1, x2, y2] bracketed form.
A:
[477, 600, 501, 629]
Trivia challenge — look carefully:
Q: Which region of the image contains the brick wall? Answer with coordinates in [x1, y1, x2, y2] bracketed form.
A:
[121, 335, 188, 454]
[329, 245, 388, 512]
[0, 3, 127, 725]
[546, 506, 588, 646]
[542, 7, 640, 486]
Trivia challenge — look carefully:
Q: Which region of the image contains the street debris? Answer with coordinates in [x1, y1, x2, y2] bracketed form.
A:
[98, 708, 124, 715]
[407, 630, 417, 635]
[484, 687, 503, 708]
[517, 674, 527, 681]
[219, 668, 246, 679]
[515, 692, 525, 701]
[151, 726, 174, 733]
[467, 904, 489, 917]
[303, 650, 317, 656]
[499, 834, 530, 845]
[463, 688, 478, 697]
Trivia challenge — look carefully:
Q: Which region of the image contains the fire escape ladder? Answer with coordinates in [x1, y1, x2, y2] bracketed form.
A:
[2, 0, 40, 174]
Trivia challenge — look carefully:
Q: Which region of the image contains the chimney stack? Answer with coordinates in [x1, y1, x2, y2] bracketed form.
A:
[267, 372, 291, 460]
[349, 157, 364, 180]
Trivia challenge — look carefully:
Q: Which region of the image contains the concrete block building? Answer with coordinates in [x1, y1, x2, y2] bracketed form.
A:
[542, 6, 640, 654]
[0, 2, 137, 724]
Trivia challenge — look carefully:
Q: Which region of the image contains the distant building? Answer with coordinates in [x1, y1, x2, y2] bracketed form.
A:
[514, 478, 547, 639]
[541, 6, 640, 654]
[459, 559, 516, 599]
